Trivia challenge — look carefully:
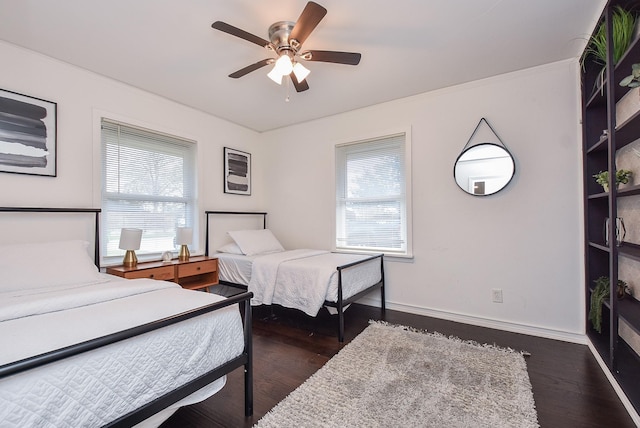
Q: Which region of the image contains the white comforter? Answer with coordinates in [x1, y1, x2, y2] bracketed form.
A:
[248, 249, 381, 316]
[0, 277, 244, 427]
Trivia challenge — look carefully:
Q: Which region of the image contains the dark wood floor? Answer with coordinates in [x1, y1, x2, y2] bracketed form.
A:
[161, 298, 637, 428]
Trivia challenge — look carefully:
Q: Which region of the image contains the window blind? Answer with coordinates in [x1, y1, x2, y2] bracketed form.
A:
[101, 119, 196, 261]
[335, 133, 408, 255]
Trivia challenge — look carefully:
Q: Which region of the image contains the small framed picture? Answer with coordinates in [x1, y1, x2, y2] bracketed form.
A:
[0, 88, 57, 177]
[224, 147, 251, 195]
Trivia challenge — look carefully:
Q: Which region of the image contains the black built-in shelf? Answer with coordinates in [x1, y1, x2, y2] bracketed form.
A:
[619, 241, 640, 262]
[582, 1, 640, 416]
[618, 298, 640, 336]
[618, 183, 640, 197]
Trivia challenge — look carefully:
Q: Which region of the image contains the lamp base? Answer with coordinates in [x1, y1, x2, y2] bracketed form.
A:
[179, 244, 190, 261]
[123, 250, 138, 267]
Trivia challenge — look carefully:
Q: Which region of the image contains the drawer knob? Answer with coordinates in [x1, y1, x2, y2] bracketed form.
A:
[197, 267, 201, 271]
[150, 274, 155, 278]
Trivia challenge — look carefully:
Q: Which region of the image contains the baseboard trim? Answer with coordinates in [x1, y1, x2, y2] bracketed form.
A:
[357, 298, 587, 344]
[587, 339, 640, 427]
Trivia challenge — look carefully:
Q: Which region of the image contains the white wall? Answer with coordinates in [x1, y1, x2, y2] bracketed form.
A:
[262, 60, 585, 341]
[0, 39, 586, 341]
[0, 41, 264, 250]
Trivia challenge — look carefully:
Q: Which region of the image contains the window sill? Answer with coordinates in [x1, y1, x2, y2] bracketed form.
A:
[382, 254, 414, 263]
[333, 248, 414, 262]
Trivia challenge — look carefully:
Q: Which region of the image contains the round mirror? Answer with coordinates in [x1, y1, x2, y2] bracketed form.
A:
[454, 143, 515, 196]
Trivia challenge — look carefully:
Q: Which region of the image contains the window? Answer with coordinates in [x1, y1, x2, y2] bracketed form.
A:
[335, 132, 411, 257]
[101, 119, 196, 262]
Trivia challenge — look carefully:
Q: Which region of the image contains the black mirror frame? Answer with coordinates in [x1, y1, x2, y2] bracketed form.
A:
[453, 142, 516, 196]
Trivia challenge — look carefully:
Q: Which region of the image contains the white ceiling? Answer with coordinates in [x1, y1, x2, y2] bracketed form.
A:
[0, 0, 604, 132]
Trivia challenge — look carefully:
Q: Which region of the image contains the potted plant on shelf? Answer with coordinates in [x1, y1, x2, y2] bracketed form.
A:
[620, 63, 640, 88]
[618, 281, 631, 300]
[618, 63, 640, 124]
[593, 169, 633, 191]
[589, 276, 629, 333]
[582, 6, 636, 95]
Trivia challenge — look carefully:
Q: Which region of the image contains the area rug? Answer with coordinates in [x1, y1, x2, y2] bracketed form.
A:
[254, 320, 538, 428]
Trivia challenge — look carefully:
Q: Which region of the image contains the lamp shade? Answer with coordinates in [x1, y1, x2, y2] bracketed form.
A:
[292, 62, 310, 83]
[267, 67, 284, 85]
[274, 55, 293, 75]
[176, 227, 193, 245]
[119, 228, 142, 250]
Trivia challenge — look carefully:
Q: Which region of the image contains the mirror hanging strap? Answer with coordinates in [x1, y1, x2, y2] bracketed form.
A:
[462, 117, 510, 151]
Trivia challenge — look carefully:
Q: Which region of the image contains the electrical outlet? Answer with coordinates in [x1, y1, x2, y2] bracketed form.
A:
[491, 288, 503, 303]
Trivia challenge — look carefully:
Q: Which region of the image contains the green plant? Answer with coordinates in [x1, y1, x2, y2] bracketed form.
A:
[620, 63, 640, 88]
[582, 6, 636, 68]
[593, 169, 633, 189]
[589, 276, 628, 333]
[617, 281, 631, 299]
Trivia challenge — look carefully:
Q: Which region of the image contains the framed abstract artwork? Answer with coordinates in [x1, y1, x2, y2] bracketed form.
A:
[0, 89, 57, 177]
[224, 147, 251, 195]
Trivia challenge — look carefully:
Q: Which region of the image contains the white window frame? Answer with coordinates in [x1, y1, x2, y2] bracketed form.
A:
[99, 117, 198, 265]
[334, 128, 412, 258]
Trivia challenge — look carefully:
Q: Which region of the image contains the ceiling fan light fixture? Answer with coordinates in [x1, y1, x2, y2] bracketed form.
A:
[292, 62, 310, 83]
[274, 54, 294, 75]
[212, 1, 361, 94]
[267, 66, 284, 85]
[268, 54, 296, 85]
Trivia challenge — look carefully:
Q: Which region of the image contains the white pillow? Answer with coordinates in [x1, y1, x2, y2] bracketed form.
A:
[0, 240, 104, 292]
[216, 242, 244, 255]
[227, 229, 284, 256]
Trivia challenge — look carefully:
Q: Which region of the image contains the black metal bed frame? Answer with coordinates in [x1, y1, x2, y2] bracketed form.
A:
[0, 207, 253, 425]
[204, 210, 385, 342]
[0, 207, 102, 268]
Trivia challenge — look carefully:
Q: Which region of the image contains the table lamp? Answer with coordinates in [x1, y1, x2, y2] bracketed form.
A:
[119, 228, 142, 267]
[177, 227, 192, 261]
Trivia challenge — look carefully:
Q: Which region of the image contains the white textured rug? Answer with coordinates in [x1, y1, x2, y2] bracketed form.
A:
[255, 321, 539, 428]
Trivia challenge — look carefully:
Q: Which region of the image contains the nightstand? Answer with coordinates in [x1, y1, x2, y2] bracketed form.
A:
[106, 255, 218, 291]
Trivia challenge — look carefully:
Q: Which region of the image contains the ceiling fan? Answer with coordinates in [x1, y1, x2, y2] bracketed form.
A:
[211, 1, 361, 93]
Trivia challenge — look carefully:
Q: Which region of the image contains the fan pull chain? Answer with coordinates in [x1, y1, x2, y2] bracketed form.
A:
[285, 76, 291, 102]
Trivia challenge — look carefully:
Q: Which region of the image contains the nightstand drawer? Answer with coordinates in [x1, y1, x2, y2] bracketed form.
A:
[178, 259, 217, 278]
[106, 256, 218, 291]
[125, 266, 175, 281]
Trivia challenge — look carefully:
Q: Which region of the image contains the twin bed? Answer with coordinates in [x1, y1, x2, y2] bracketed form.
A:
[205, 211, 386, 342]
[0, 207, 253, 427]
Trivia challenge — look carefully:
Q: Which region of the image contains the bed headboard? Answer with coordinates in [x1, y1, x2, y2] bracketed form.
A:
[204, 211, 267, 256]
[0, 207, 101, 267]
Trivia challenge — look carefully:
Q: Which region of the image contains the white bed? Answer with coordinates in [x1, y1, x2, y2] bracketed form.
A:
[0, 208, 253, 427]
[205, 211, 385, 342]
[217, 249, 381, 316]
[217, 251, 254, 286]
[0, 277, 242, 427]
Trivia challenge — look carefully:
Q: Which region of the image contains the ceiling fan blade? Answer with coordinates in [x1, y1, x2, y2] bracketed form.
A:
[229, 59, 273, 79]
[211, 21, 270, 48]
[302, 50, 361, 65]
[290, 73, 310, 92]
[289, 2, 327, 46]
